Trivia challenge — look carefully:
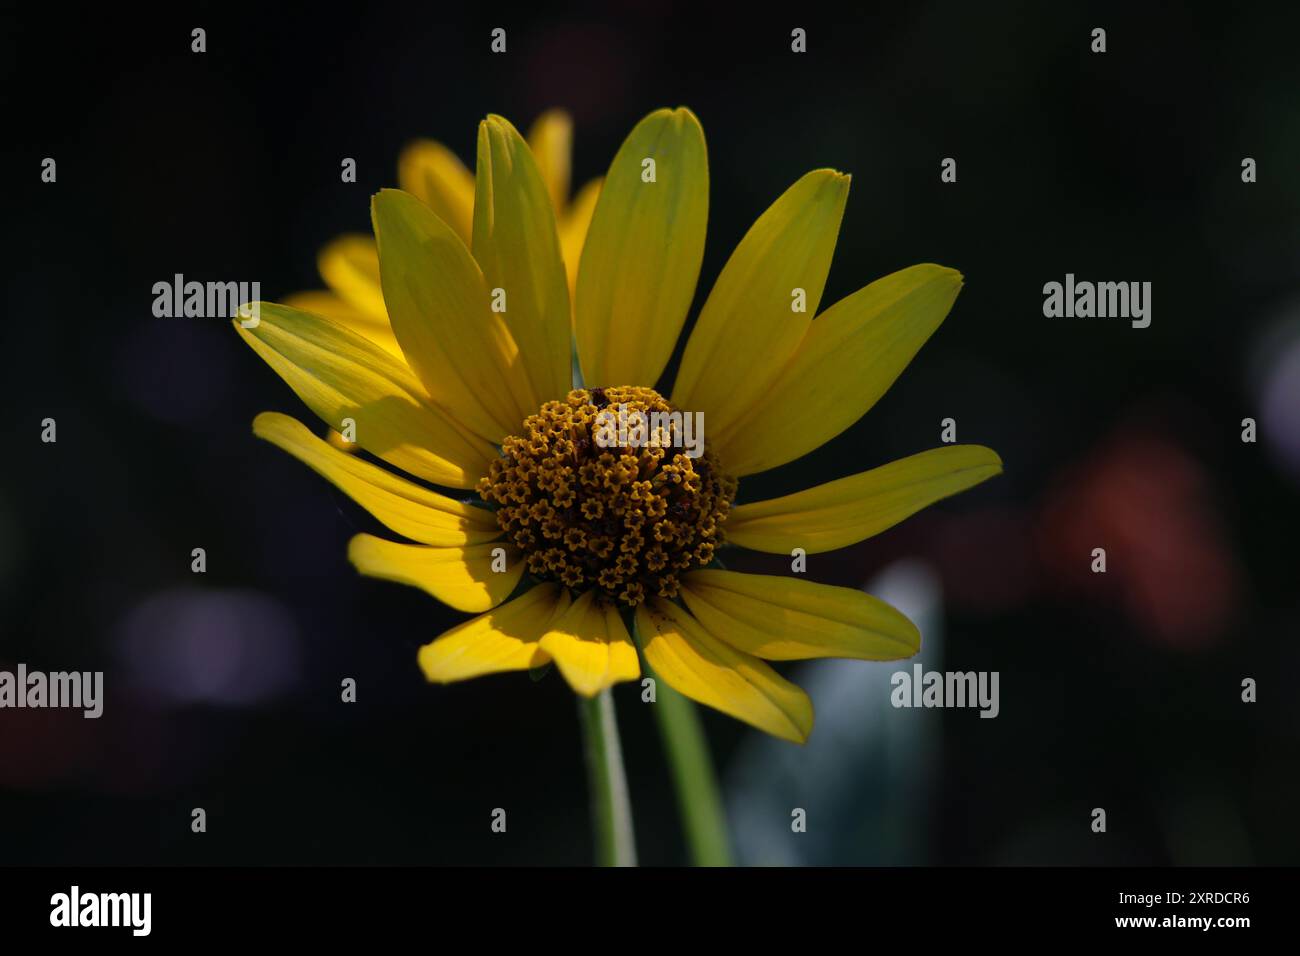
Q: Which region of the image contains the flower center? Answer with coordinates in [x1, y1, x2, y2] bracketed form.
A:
[477, 386, 737, 607]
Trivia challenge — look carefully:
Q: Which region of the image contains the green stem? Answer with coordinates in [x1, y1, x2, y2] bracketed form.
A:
[649, 674, 734, 866]
[578, 689, 637, 866]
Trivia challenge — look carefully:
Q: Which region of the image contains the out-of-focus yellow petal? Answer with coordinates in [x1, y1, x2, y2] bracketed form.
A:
[726, 445, 1003, 554]
[472, 115, 573, 408]
[348, 536, 524, 613]
[398, 139, 476, 243]
[233, 302, 496, 489]
[326, 427, 359, 453]
[715, 264, 964, 476]
[371, 188, 529, 443]
[281, 290, 402, 358]
[673, 170, 849, 434]
[680, 569, 919, 661]
[252, 412, 501, 547]
[419, 584, 571, 683]
[559, 177, 601, 303]
[635, 599, 813, 744]
[527, 109, 573, 213]
[575, 107, 708, 388]
[317, 235, 388, 320]
[537, 590, 640, 697]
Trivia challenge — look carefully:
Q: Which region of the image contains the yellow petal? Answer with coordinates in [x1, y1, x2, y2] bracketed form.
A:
[233, 301, 495, 489]
[419, 584, 571, 683]
[635, 599, 813, 744]
[326, 427, 359, 453]
[537, 590, 640, 697]
[252, 412, 501, 547]
[318, 235, 387, 319]
[715, 264, 964, 476]
[348, 536, 524, 613]
[726, 445, 1003, 554]
[371, 188, 529, 443]
[281, 290, 402, 358]
[281, 290, 365, 324]
[575, 107, 708, 388]
[560, 177, 601, 301]
[397, 139, 476, 243]
[472, 115, 573, 408]
[672, 170, 849, 433]
[527, 109, 573, 213]
[680, 569, 919, 661]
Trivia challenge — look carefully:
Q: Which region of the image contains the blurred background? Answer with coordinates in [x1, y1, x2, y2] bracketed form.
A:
[1, 2, 1297, 865]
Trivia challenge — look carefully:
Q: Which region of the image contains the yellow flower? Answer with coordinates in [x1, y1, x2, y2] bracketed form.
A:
[234, 107, 1002, 744]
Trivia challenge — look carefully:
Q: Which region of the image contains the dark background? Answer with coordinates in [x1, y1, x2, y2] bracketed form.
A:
[2, 1, 1298, 865]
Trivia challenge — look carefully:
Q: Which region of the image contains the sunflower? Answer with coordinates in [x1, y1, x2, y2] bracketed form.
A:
[234, 106, 1001, 745]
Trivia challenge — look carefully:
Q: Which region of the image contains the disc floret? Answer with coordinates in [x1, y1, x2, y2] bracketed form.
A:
[477, 386, 736, 606]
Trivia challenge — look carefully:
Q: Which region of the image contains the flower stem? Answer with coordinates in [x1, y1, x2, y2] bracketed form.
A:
[578, 689, 637, 866]
[650, 677, 734, 866]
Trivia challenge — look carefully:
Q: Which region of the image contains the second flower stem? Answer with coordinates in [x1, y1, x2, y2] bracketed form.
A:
[650, 677, 734, 866]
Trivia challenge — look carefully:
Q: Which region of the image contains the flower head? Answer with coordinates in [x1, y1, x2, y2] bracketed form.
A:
[235, 107, 1002, 743]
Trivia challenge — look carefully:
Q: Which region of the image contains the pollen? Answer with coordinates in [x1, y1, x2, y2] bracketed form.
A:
[477, 386, 737, 607]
